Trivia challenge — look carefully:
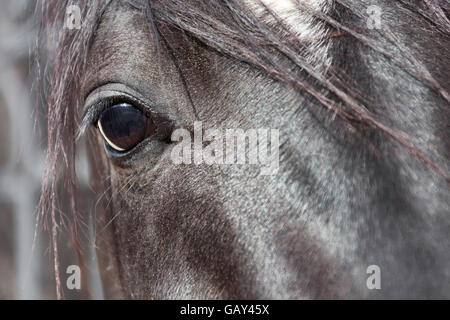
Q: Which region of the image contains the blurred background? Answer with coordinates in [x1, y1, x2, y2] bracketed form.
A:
[0, 0, 102, 299]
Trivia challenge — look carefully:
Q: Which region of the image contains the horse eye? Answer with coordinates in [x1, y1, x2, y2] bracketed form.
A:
[97, 103, 156, 152]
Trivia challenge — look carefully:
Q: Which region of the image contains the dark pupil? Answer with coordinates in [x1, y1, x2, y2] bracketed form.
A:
[98, 103, 155, 151]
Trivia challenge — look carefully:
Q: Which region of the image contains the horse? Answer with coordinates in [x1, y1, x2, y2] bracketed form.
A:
[36, 0, 450, 299]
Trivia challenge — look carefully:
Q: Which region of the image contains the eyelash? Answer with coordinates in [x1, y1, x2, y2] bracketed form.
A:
[92, 96, 151, 124]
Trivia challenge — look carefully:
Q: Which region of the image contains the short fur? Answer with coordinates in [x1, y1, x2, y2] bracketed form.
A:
[36, 0, 450, 299]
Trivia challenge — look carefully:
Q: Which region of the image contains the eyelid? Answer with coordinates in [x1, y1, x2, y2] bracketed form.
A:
[77, 83, 174, 140]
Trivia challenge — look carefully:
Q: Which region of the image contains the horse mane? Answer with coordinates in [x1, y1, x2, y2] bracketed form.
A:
[35, 0, 450, 298]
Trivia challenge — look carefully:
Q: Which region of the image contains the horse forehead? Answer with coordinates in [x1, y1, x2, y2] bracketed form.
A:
[245, 0, 331, 38]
